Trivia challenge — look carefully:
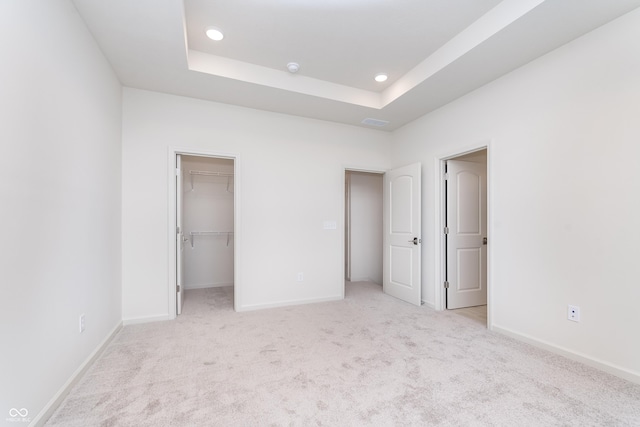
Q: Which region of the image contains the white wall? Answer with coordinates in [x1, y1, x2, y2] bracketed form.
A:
[0, 0, 122, 422]
[392, 8, 640, 380]
[182, 156, 234, 289]
[122, 88, 392, 319]
[347, 172, 383, 284]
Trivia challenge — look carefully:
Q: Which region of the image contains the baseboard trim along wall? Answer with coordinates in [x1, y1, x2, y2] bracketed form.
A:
[31, 321, 123, 427]
[184, 282, 234, 290]
[422, 300, 435, 309]
[238, 295, 343, 312]
[348, 277, 381, 285]
[493, 325, 640, 385]
[122, 314, 172, 325]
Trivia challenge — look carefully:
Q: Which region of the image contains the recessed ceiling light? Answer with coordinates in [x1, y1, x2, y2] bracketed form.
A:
[374, 73, 388, 83]
[205, 27, 224, 41]
[287, 62, 300, 73]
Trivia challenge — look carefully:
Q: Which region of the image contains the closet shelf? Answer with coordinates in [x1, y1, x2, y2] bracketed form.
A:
[189, 170, 234, 193]
[189, 231, 234, 248]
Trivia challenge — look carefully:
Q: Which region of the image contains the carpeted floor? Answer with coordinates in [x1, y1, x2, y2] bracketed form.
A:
[46, 282, 640, 426]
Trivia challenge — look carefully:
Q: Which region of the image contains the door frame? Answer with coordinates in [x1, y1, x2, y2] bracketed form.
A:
[168, 147, 241, 317]
[342, 166, 387, 298]
[434, 141, 492, 327]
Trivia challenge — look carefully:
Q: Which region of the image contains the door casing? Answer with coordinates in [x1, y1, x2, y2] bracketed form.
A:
[168, 147, 240, 317]
[434, 142, 492, 328]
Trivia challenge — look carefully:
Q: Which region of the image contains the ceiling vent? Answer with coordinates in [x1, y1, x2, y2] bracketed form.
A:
[361, 118, 389, 127]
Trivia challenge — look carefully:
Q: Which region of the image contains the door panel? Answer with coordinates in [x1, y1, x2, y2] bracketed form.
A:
[390, 246, 412, 287]
[458, 248, 481, 290]
[384, 163, 421, 305]
[446, 160, 487, 309]
[391, 176, 412, 233]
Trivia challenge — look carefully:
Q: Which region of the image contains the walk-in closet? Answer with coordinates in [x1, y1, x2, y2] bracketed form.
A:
[344, 171, 383, 285]
[180, 155, 234, 307]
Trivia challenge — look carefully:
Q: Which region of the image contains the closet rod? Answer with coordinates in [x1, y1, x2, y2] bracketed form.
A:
[189, 170, 234, 193]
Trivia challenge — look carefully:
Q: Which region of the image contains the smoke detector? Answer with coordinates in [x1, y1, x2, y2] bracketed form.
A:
[287, 62, 300, 73]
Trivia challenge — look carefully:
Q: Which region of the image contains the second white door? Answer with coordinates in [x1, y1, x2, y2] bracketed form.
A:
[383, 163, 421, 306]
[446, 160, 487, 309]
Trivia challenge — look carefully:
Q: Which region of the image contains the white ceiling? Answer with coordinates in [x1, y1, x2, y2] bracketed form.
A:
[72, 0, 640, 131]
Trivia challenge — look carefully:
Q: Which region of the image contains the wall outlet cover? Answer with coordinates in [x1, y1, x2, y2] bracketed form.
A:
[567, 305, 580, 322]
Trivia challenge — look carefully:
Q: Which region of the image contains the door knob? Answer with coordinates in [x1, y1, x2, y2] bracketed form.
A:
[408, 237, 419, 245]
[483, 237, 488, 245]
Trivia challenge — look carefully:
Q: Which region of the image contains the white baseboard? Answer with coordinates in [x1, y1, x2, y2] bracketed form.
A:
[422, 300, 435, 309]
[31, 321, 123, 427]
[238, 295, 343, 312]
[122, 314, 172, 325]
[348, 277, 381, 285]
[184, 282, 233, 290]
[492, 325, 640, 385]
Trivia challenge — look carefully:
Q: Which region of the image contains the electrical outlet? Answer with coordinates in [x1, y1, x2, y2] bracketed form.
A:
[567, 305, 580, 322]
[79, 314, 85, 333]
[297, 272, 304, 282]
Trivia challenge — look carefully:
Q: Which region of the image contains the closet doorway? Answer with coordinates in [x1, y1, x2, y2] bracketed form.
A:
[344, 170, 384, 288]
[440, 148, 488, 326]
[174, 153, 236, 316]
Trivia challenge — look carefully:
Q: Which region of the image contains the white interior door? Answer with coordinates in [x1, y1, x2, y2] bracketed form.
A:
[176, 154, 185, 315]
[383, 163, 421, 305]
[446, 160, 487, 309]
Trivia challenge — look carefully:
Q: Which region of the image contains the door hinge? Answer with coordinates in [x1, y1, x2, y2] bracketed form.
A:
[176, 168, 181, 176]
[176, 226, 181, 234]
[444, 172, 449, 180]
[444, 227, 449, 235]
[444, 281, 449, 289]
[176, 285, 181, 292]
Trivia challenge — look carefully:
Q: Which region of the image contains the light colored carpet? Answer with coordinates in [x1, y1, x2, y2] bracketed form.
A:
[451, 305, 487, 326]
[46, 282, 640, 426]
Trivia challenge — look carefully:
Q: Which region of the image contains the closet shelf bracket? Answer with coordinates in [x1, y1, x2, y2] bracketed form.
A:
[189, 231, 234, 248]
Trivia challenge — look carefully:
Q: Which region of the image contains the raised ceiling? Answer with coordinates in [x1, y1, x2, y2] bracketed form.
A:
[72, 0, 640, 131]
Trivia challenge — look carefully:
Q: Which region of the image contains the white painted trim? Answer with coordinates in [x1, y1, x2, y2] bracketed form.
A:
[434, 156, 445, 312]
[493, 325, 640, 385]
[237, 295, 343, 312]
[349, 277, 382, 285]
[31, 322, 123, 426]
[434, 141, 493, 329]
[122, 314, 172, 326]
[345, 171, 351, 283]
[168, 147, 242, 316]
[343, 166, 388, 174]
[422, 300, 435, 310]
[184, 282, 234, 290]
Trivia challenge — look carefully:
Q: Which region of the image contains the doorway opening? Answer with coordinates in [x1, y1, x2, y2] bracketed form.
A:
[344, 170, 384, 292]
[344, 170, 384, 290]
[171, 150, 239, 318]
[440, 148, 488, 326]
[344, 163, 422, 307]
